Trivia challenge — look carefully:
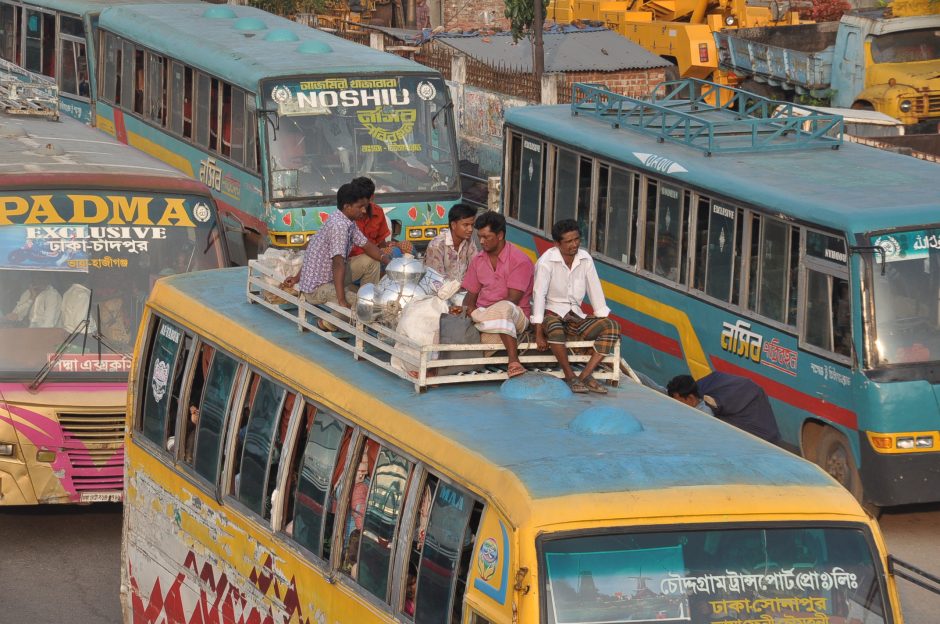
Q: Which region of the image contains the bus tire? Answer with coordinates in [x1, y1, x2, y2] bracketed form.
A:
[814, 427, 864, 503]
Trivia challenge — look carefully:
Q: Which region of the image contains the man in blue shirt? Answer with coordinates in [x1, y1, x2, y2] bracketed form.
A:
[666, 372, 782, 444]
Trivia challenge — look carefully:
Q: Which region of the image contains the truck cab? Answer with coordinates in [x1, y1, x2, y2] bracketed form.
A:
[833, 10, 940, 125]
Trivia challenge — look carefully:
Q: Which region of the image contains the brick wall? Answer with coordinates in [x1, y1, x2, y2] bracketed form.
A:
[560, 67, 666, 99]
[434, 0, 509, 30]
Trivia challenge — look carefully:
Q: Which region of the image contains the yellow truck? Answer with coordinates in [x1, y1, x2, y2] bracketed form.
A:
[716, 9, 940, 126]
[547, 0, 800, 79]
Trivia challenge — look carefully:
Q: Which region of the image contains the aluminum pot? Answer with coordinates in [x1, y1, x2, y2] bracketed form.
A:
[355, 283, 378, 323]
[385, 257, 425, 285]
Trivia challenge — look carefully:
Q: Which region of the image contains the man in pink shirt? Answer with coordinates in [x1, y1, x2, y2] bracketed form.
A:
[461, 211, 534, 378]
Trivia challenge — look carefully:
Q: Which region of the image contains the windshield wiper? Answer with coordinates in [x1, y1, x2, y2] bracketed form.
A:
[431, 100, 453, 128]
[30, 318, 91, 391]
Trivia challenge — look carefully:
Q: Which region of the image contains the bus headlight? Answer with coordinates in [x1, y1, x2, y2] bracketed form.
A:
[899, 99, 913, 113]
[0, 443, 13, 456]
[289, 233, 306, 245]
[916, 436, 935, 448]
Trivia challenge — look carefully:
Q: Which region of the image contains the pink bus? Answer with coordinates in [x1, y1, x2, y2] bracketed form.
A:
[0, 107, 231, 504]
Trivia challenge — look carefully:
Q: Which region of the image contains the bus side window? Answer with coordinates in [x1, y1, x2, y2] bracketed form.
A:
[280, 400, 317, 535]
[356, 446, 413, 601]
[181, 342, 211, 465]
[220, 82, 233, 158]
[410, 479, 483, 624]
[195, 71, 211, 148]
[601, 166, 633, 266]
[288, 409, 351, 559]
[553, 148, 579, 231]
[120, 40, 134, 111]
[165, 334, 193, 455]
[692, 196, 709, 290]
[101, 32, 119, 104]
[230, 372, 286, 518]
[146, 52, 164, 125]
[133, 47, 144, 115]
[804, 270, 851, 358]
[0, 3, 20, 64]
[208, 77, 220, 152]
[169, 61, 184, 135]
[139, 318, 184, 451]
[653, 182, 682, 283]
[192, 346, 239, 483]
[339, 439, 380, 579]
[229, 87, 246, 165]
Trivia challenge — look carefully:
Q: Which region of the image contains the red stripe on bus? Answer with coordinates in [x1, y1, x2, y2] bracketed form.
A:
[114, 108, 127, 144]
[617, 316, 684, 359]
[711, 357, 858, 430]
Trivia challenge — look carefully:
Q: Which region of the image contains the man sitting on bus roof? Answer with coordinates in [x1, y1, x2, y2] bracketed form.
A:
[532, 219, 619, 395]
[461, 211, 534, 378]
[284, 183, 393, 331]
[347, 177, 413, 287]
[666, 372, 782, 444]
[424, 203, 479, 283]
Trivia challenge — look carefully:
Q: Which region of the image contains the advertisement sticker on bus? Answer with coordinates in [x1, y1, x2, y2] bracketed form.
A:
[472, 510, 510, 607]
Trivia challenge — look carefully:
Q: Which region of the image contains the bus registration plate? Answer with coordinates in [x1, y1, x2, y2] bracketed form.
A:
[80, 491, 123, 503]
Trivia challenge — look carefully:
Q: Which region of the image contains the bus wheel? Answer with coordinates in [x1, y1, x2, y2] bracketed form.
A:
[815, 427, 864, 503]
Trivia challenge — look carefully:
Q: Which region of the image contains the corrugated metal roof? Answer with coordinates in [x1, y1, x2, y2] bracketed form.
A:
[436, 29, 670, 72]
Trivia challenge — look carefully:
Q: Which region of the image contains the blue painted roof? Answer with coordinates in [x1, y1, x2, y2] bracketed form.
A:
[97, 3, 438, 93]
[8, 0, 189, 16]
[160, 268, 835, 501]
[505, 104, 940, 236]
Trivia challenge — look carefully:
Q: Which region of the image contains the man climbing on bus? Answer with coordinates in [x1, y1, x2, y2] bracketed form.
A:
[283, 183, 393, 331]
[666, 372, 782, 444]
[461, 211, 534, 378]
[532, 219, 620, 394]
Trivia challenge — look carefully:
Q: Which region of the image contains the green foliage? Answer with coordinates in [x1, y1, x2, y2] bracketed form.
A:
[250, 0, 329, 17]
[797, 90, 835, 106]
[504, 0, 550, 42]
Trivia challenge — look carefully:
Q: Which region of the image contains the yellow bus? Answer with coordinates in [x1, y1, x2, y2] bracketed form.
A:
[123, 267, 904, 624]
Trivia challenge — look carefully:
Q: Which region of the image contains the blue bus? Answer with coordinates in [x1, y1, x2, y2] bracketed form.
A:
[89, 3, 460, 253]
[0, 0, 188, 123]
[502, 80, 940, 508]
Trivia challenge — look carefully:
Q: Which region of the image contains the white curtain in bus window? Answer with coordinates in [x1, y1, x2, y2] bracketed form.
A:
[358, 447, 413, 600]
[705, 202, 737, 301]
[291, 409, 348, 557]
[141, 320, 184, 447]
[414, 482, 473, 623]
[518, 139, 543, 229]
[193, 350, 238, 482]
[235, 376, 286, 517]
[654, 183, 682, 282]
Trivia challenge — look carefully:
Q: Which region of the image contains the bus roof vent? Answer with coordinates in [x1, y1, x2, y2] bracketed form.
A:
[233, 17, 267, 31]
[571, 80, 844, 155]
[500, 373, 572, 401]
[202, 6, 237, 19]
[570, 406, 644, 436]
[297, 40, 333, 55]
[265, 29, 300, 42]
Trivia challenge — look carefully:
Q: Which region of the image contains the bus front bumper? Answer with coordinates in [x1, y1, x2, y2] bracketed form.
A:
[860, 436, 940, 507]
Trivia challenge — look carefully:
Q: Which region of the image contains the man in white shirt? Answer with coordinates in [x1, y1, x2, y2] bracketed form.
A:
[531, 219, 620, 394]
[6, 277, 62, 328]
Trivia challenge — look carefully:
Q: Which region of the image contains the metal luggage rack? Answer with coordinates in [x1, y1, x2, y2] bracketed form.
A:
[571, 79, 843, 155]
[247, 260, 627, 392]
[0, 58, 59, 119]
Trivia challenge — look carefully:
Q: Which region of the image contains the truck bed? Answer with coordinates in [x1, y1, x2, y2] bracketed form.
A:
[715, 22, 840, 91]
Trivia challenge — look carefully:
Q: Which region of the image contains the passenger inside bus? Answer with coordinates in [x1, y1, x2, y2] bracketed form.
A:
[4, 275, 62, 328]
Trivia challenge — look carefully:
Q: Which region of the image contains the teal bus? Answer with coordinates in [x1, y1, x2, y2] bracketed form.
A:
[501, 80, 940, 508]
[0, 0, 188, 124]
[90, 3, 460, 252]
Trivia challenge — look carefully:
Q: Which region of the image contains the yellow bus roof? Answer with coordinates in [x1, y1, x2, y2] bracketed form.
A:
[147, 268, 865, 527]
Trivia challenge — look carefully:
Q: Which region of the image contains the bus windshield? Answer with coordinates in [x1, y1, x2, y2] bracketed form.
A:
[0, 192, 225, 379]
[870, 28, 940, 64]
[263, 75, 458, 201]
[870, 228, 940, 366]
[542, 525, 888, 624]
